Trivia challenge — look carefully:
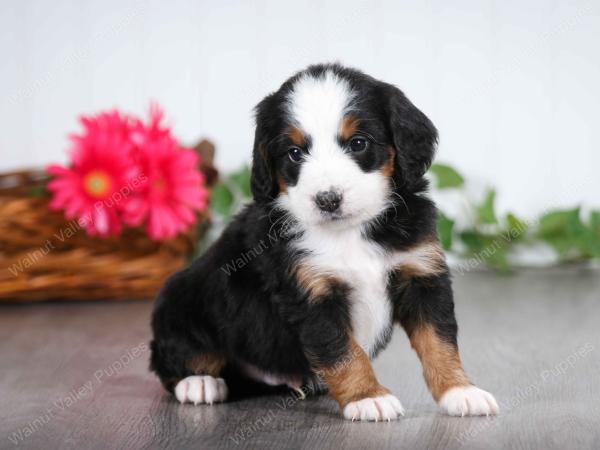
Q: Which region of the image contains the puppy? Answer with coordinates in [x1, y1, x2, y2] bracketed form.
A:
[150, 64, 499, 420]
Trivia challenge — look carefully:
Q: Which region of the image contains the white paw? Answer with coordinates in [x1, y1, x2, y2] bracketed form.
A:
[439, 385, 499, 416]
[174, 375, 228, 405]
[343, 394, 405, 421]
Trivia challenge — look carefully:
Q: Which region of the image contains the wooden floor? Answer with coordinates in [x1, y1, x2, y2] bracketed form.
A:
[1, 269, 599, 450]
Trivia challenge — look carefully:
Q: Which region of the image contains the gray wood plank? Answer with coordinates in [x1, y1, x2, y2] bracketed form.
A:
[1, 269, 599, 450]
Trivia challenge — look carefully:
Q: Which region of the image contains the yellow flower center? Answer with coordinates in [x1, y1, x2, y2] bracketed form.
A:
[153, 178, 166, 192]
[84, 170, 112, 198]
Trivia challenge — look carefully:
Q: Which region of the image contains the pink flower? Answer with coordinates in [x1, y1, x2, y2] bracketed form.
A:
[47, 104, 207, 240]
[47, 110, 139, 236]
[122, 106, 208, 240]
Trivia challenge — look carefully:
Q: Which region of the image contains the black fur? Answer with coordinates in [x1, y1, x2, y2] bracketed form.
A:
[150, 63, 457, 400]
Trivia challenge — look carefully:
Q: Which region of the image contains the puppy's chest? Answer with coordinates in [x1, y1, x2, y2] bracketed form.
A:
[296, 230, 394, 356]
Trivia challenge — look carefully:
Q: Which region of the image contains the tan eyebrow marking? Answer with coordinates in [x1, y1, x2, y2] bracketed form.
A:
[287, 126, 306, 147]
[339, 116, 361, 140]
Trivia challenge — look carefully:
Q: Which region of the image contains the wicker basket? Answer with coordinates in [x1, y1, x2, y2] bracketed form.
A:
[0, 140, 218, 302]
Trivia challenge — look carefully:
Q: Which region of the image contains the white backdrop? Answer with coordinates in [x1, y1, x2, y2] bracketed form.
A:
[2, 0, 599, 218]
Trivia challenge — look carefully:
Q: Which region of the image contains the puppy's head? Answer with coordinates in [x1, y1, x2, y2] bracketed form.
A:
[251, 64, 437, 229]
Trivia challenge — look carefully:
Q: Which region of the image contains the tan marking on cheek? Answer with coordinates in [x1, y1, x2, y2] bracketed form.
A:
[409, 324, 470, 401]
[317, 337, 389, 407]
[394, 239, 447, 278]
[381, 148, 395, 177]
[287, 126, 306, 147]
[293, 264, 340, 303]
[339, 116, 361, 140]
[278, 176, 288, 194]
[186, 353, 227, 377]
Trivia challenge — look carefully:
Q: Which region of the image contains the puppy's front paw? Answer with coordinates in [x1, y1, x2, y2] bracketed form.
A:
[439, 385, 499, 416]
[174, 375, 228, 405]
[343, 394, 405, 421]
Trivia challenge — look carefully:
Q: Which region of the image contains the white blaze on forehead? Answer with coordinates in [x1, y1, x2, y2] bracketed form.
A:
[286, 71, 355, 142]
[278, 69, 389, 228]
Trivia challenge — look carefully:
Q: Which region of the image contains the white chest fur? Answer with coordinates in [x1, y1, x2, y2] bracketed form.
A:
[294, 227, 394, 356]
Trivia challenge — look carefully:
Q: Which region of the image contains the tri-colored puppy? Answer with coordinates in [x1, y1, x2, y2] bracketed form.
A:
[150, 64, 499, 420]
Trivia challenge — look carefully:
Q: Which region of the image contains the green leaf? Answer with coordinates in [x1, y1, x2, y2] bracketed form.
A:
[537, 208, 580, 237]
[429, 164, 465, 189]
[437, 213, 455, 250]
[589, 211, 600, 258]
[476, 189, 498, 225]
[459, 230, 486, 254]
[573, 223, 594, 259]
[504, 212, 528, 242]
[458, 229, 513, 271]
[506, 213, 527, 233]
[485, 247, 511, 272]
[591, 210, 600, 235]
[210, 183, 235, 217]
[536, 208, 595, 259]
[229, 165, 252, 198]
[29, 185, 49, 197]
[542, 235, 575, 257]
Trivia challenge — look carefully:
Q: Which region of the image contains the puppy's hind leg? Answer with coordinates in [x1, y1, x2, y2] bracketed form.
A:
[150, 338, 228, 405]
[174, 353, 228, 405]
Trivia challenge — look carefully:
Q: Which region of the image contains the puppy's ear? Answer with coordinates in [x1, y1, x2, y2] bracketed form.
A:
[250, 136, 277, 204]
[384, 83, 438, 189]
[251, 95, 279, 203]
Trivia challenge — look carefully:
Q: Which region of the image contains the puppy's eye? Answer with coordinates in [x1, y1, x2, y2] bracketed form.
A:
[349, 135, 369, 152]
[288, 146, 304, 163]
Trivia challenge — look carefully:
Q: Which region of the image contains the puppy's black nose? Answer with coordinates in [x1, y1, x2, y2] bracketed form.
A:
[315, 190, 342, 212]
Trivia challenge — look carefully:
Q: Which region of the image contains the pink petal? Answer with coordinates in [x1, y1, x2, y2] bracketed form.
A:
[93, 206, 110, 235]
